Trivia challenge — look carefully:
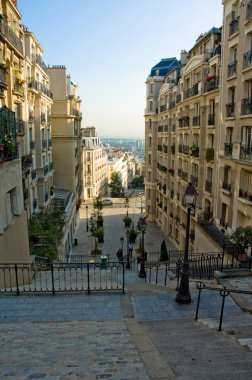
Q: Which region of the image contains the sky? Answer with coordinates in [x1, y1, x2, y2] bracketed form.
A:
[18, 0, 223, 138]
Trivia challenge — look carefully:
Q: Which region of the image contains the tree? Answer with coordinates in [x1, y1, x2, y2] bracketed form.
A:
[132, 175, 144, 188]
[160, 240, 169, 261]
[109, 171, 125, 197]
[229, 226, 252, 254]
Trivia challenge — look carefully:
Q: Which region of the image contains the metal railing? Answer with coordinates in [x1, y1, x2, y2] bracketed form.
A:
[229, 16, 239, 36]
[195, 282, 252, 331]
[0, 68, 7, 87]
[0, 262, 125, 295]
[243, 50, 252, 68]
[239, 188, 252, 202]
[226, 103, 235, 117]
[241, 98, 252, 115]
[204, 76, 219, 93]
[240, 144, 252, 160]
[0, 20, 23, 54]
[208, 114, 215, 126]
[192, 116, 200, 126]
[227, 61, 237, 77]
[224, 143, 233, 157]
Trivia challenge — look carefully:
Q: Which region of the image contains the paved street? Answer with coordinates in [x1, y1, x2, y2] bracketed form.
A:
[1, 201, 252, 380]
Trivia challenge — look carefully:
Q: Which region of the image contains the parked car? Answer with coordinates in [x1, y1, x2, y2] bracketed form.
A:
[101, 198, 113, 206]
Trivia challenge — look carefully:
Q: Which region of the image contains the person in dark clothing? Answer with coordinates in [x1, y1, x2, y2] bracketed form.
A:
[116, 248, 123, 263]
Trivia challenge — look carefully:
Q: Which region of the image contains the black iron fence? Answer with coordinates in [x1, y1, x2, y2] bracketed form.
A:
[0, 262, 125, 295]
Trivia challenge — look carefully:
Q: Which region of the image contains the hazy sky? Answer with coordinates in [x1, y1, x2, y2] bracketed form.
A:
[18, 0, 223, 138]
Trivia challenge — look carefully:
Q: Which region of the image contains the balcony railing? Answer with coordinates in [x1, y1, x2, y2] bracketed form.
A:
[163, 145, 168, 154]
[169, 101, 176, 110]
[205, 180, 212, 193]
[222, 182, 231, 192]
[241, 98, 252, 115]
[208, 114, 215, 126]
[227, 61, 237, 77]
[44, 165, 49, 176]
[240, 144, 252, 160]
[191, 175, 198, 187]
[224, 143, 233, 157]
[178, 116, 190, 128]
[0, 68, 7, 88]
[0, 20, 23, 54]
[229, 17, 239, 36]
[246, 1, 252, 20]
[158, 145, 162, 152]
[190, 146, 199, 157]
[176, 93, 181, 103]
[31, 169, 36, 180]
[192, 116, 200, 126]
[184, 85, 199, 100]
[157, 163, 167, 173]
[41, 140, 47, 150]
[178, 144, 183, 153]
[239, 188, 252, 202]
[28, 80, 53, 99]
[30, 140, 35, 151]
[160, 104, 167, 112]
[183, 145, 190, 155]
[204, 76, 219, 93]
[243, 50, 252, 69]
[31, 54, 47, 72]
[226, 103, 235, 117]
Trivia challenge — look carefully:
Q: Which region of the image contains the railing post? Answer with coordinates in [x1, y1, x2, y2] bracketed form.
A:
[221, 244, 225, 271]
[51, 263, 55, 295]
[155, 265, 159, 284]
[87, 263, 90, 294]
[15, 264, 20, 296]
[218, 288, 229, 331]
[195, 282, 204, 320]
[164, 262, 168, 287]
[122, 262, 125, 294]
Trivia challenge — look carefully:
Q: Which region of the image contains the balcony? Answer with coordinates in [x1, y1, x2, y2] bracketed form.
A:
[13, 79, 24, 95]
[158, 126, 164, 132]
[182, 171, 188, 181]
[226, 103, 235, 117]
[229, 17, 239, 36]
[28, 80, 53, 99]
[30, 140, 35, 151]
[184, 85, 199, 100]
[16, 120, 25, 135]
[191, 175, 198, 187]
[44, 165, 49, 176]
[157, 163, 167, 173]
[176, 93, 181, 103]
[241, 98, 252, 115]
[204, 76, 219, 93]
[41, 140, 47, 150]
[0, 67, 7, 89]
[205, 179, 212, 193]
[0, 20, 23, 54]
[169, 101, 176, 110]
[243, 50, 252, 69]
[163, 145, 168, 154]
[192, 116, 200, 126]
[240, 144, 252, 160]
[31, 169, 36, 181]
[224, 143, 233, 157]
[190, 145, 199, 157]
[160, 104, 167, 112]
[227, 61, 237, 77]
[208, 114, 215, 126]
[0, 106, 17, 164]
[222, 182, 231, 192]
[239, 188, 252, 202]
[168, 168, 175, 176]
[32, 54, 47, 72]
[246, 1, 252, 20]
[178, 116, 190, 128]
[21, 154, 32, 172]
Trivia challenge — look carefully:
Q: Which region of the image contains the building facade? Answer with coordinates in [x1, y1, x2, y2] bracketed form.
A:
[82, 127, 108, 200]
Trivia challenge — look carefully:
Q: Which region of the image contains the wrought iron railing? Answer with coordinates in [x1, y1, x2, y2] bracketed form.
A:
[229, 16, 239, 36]
[224, 143, 233, 157]
[241, 98, 252, 115]
[208, 114, 215, 125]
[243, 50, 252, 68]
[0, 20, 23, 54]
[192, 116, 200, 126]
[0, 262, 125, 295]
[204, 76, 219, 92]
[227, 61, 237, 77]
[239, 188, 252, 202]
[240, 144, 252, 160]
[226, 103, 235, 117]
[222, 182, 231, 192]
[0, 68, 7, 87]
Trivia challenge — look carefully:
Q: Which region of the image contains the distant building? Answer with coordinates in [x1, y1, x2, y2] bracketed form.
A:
[82, 127, 108, 199]
[108, 153, 128, 193]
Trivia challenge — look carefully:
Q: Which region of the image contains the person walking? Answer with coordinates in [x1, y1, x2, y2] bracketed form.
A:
[116, 248, 123, 263]
[128, 242, 133, 258]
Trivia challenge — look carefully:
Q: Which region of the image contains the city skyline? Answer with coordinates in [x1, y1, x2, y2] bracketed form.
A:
[19, 0, 222, 137]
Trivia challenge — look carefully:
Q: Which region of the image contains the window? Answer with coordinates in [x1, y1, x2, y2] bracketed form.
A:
[241, 126, 252, 148]
[148, 154, 151, 164]
[194, 102, 200, 116]
[208, 134, 214, 148]
[149, 137, 152, 146]
[149, 101, 153, 112]
[226, 127, 233, 143]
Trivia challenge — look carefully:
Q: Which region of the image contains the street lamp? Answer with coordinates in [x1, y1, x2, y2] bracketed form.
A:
[138, 217, 147, 278]
[176, 183, 198, 304]
[126, 229, 130, 269]
[86, 205, 89, 232]
[140, 194, 143, 213]
[120, 236, 124, 253]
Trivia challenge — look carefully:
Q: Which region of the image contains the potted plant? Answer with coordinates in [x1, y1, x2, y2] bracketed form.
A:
[129, 227, 138, 243]
[123, 216, 132, 227]
[205, 147, 214, 162]
[95, 227, 104, 243]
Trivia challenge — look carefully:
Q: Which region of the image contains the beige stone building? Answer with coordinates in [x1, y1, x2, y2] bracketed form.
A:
[82, 127, 108, 200]
[0, 0, 30, 264]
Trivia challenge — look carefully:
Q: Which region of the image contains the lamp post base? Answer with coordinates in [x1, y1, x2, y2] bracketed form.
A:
[176, 269, 191, 304]
[138, 258, 146, 278]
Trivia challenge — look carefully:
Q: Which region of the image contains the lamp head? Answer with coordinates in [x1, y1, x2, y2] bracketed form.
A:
[120, 236, 124, 243]
[184, 183, 198, 208]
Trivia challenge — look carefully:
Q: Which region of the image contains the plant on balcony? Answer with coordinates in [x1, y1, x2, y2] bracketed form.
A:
[160, 240, 169, 261]
[0, 133, 16, 161]
[207, 74, 215, 81]
[190, 143, 199, 157]
[122, 216, 132, 227]
[229, 226, 252, 261]
[205, 147, 214, 162]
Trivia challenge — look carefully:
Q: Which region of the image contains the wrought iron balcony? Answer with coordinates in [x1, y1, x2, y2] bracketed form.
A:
[204, 76, 219, 93]
[178, 144, 183, 153]
[191, 175, 198, 187]
[243, 50, 252, 69]
[28, 80, 53, 99]
[16, 120, 25, 135]
[160, 104, 167, 112]
[31, 54, 47, 72]
[240, 144, 252, 160]
[184, 85, 199, 100]
[182, 170, 188, 181]
[241, 98, 252, 115]
[227, 61, 237, 77]
[222, 182, 231, 192]
[0, 106, 17, 163]
[229, 16, 239, 36]
[192, 116, 200, 126]
[178, 116, 190, 128]
[190, 146, 199, 157]
[176, 93, 181, 103]
[226, 103, 235, 117]
[239, 188, 252, 202]
[0, 68, 7, 89]
[0, 20, 23, 54]
[208, 114, 215, 125]
[169, 101, 176, 110]
[205, 179, 212, 193]
[224, 143, 233, 157]
[183, 145, 190, 155]
[31, 169, 36, 180]
[41, 140, 47, 150]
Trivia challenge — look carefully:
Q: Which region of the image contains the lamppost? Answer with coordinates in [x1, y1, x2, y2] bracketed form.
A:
[138, 217, 147, 278]
[176, 183, 198, 304]
[120, 236, 124, 253]
[86, 205, 89, 232]
[126, 229, 130, 269]
[140, 194, 143, 213]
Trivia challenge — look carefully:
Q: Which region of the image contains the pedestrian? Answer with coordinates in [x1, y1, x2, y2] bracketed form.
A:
[116, 248, 123, 263]
[128, 241, 133, 258]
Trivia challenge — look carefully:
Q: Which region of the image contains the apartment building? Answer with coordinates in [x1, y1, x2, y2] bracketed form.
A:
[218, 0, 252, 234]
[107, 152, 128, 193]
[0, 0, 30, 264]
[145, 29, 222, 252]
[82, 126, 108, 200]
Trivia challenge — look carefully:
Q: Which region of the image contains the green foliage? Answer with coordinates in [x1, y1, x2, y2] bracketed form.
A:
[160, 240, 169, 261]
[205, 147, 214, 162]
[132, 175, 144, 188]
[109, 171, 125, 197]
[28, 208, 66, 262]
[122, 216, 132, 227]
[229, 226, 252, 252]
[94, 227, 104, 242]
[129, 227, 138, 243]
